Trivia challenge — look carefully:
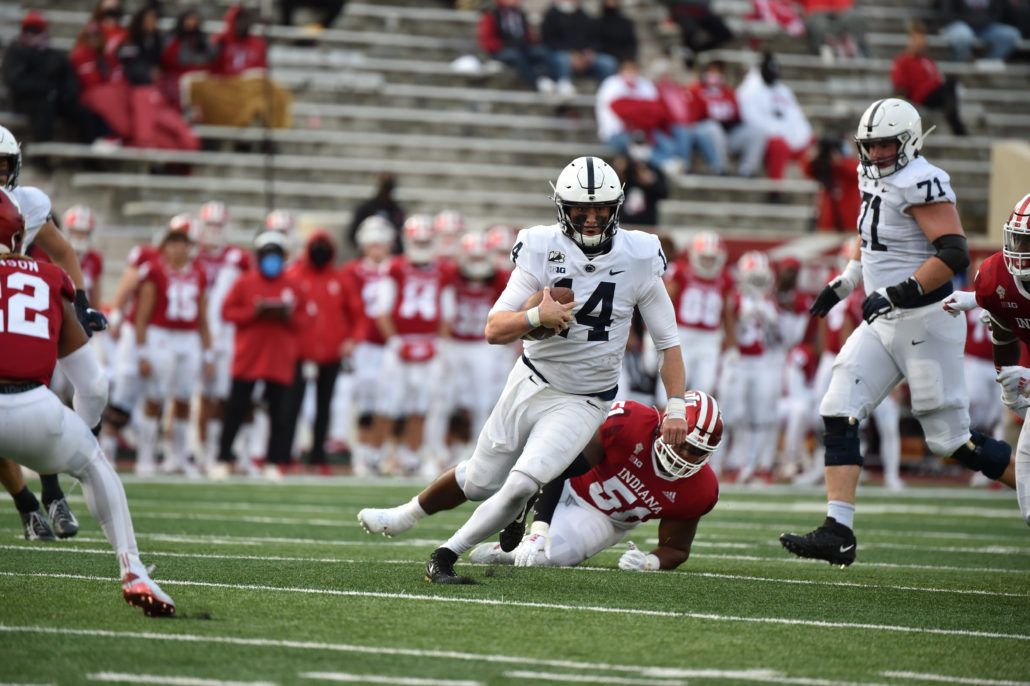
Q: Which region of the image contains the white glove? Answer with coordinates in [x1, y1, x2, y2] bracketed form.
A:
[997, 365, 1030, 400]
[512, 527, 552, 564]
[618, 541, 660, 571]
[942, 290, 978, 317]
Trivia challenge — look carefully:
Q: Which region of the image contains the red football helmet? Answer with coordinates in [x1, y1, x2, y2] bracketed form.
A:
[0, 187, 24, 253]
[62, 204, 96, 254]
[197, 200, 228, 248]
[265, 209, 295, 235]
[654, 390, 723, 479]
[402, 214, 435, 264]
[689, 230, 726, 279]
[1003, 192, 1030, 278]
[737, 250, 773, 295]
[458, 232, 493, 280]
[165, 213, 196, 242]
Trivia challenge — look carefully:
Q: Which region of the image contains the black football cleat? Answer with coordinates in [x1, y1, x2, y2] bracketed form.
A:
[780, 517, 857, 568]
[499, 491, 539, 553]
[47, 498, 79, 539]
[425, 547, 462, 584]
[21, 507, 56, 541]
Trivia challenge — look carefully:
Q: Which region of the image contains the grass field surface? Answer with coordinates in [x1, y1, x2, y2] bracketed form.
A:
[1, 476, 1028, 686]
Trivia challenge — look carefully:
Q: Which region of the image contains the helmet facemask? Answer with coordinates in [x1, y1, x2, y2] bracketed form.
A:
[653, 391, 722, 479]
[555, 199, 622, 254]
[856, 133, 911, 180]
[1003, 194, 1030, 279]
[551, 156, 625, 256]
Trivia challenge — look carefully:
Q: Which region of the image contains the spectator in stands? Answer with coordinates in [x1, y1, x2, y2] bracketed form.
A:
[661, 0, 734, 59]
[736, 53, 813, 190]
[477, 0, 557, 93]
[88, 0, 127, 59]
[689, 59, 766, 178]
[747, 0, 805, 38]
[800, 134, 860, 232]
[2, 11, 106, 144]
[891, 21, 968, 135]
[69, 22, 132, 146]
[939, 0, 1022, 62]
[160, 9, 216, 107]
[595, 59, 683, 177]
[651, 59, 724, 175]
[1003, 0, 1030, 38]
[188, 5, 293, 129]
[280, 0, 348, 33]
[611, 151, 668, 226]
[117, 6, 200, 151]
[347, 172, 405, 253]
[597, 0, 639, 63]
[541, 0, 619, 97]
[797, 0, 870, 60]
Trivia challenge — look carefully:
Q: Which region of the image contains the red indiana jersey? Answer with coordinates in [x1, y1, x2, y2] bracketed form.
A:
[139, 258, 207, 331]
[667, 260, 733, 332]
[339, 257, 388, 345]
[124, 244, 161, 323]
[80, 250, 103, 296]
[688, 80, 741, 124]
[451, 272, 506, 342]
[194, 244, 251, 292]
[732, 291, 775, 356]
[571, 400, 718, 526]
[823, 286, 864, 355]
[385, 256, 455, 337]
[0, 256, 76, 385]
[975, 253, 1030, 350]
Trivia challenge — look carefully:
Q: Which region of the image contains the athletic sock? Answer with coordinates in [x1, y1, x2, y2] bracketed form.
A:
[39, 473, 64, 507]
[12, 486, 40, 514]
[827, 500, 856, 530]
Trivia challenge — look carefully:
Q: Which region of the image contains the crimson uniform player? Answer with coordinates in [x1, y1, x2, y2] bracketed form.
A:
[0, 188, 174, 616]
[135, 217, 212, 476]
[470, 394, 720, 570]
[665, 230, 732, 396]
[374, 215, 456, 476]
[63, 205, 103, 308]
[339, 216, 394, 476]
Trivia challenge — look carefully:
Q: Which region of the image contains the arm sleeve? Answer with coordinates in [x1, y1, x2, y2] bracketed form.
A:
[637, 277, 680, 350]
[57, 344, 108, 428]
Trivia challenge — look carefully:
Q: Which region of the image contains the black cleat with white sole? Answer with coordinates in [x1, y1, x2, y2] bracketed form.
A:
[425, 547, 461, 583]
[498, 492, 538, 553]
[780, 517, 857, 567]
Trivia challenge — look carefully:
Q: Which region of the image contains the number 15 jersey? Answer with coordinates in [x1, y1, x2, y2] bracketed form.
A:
[857, 156, 956, 293]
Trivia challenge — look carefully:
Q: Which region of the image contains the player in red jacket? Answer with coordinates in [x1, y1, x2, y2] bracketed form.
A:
[0, 187, 174, 616]
[216, 231, 306, 479]
[470, 394, 720, 569]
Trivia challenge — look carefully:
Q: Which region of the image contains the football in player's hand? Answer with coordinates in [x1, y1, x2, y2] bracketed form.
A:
[522, 286, 575, 340]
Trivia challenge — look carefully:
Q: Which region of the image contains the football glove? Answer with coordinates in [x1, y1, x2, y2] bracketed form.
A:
[74, 290, 108, 337]
[810, 259, 862, 318]
[997, 365, 1030, 403]
[862, 277, 923, 324]
[618, 541, 660, 571]
[513, 526, 549, 567]
[942, 290, 978, 317]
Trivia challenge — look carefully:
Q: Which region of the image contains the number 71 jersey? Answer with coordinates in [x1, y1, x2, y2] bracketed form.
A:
[857, 156, 956, 293]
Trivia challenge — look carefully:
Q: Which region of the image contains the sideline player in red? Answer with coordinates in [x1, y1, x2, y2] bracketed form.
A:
[469, 393, 720, 569]
[0, 188, 174, 616]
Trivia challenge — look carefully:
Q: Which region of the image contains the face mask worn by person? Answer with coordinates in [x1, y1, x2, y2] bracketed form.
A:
[308, 242, 332, 267]
[259, 252, 284, 278]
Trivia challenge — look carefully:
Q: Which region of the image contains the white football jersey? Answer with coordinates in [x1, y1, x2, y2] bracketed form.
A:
[12, 186, 53, 252]
[856, 156, 956, 292]
[491, 224, 677, 395]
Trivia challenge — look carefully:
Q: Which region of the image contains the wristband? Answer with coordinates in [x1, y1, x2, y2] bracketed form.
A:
[529, 520, 549, 537]
[525, 306, 542, 329]
[643, 553, 661, 571]
[666, 396, 686, 420]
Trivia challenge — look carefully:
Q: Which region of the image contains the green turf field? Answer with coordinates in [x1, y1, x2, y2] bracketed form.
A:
[1, 476, 1028, 686]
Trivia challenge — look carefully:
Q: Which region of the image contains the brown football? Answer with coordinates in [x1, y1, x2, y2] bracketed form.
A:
[521, 286, 575, 340]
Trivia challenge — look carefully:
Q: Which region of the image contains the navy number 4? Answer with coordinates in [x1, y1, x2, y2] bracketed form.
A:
[554, 277, 615, 341]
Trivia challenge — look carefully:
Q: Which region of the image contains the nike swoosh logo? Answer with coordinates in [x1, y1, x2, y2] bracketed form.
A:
[609, 269, 625, 275]
[911, 340, 925, 346]
[839, 544, 855, 553]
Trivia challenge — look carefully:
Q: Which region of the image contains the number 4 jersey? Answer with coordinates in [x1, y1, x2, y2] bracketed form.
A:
[570, 400, 719, 528]
[857, 156, 956, 292]
[0, 255, 75, 385]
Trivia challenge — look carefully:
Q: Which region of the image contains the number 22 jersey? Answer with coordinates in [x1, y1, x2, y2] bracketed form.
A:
[0, 255, 75, 385]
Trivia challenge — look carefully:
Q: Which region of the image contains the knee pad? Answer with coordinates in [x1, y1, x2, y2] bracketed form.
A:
[823, 416, 863, 467]
[357, 412, 374, 429]
[950, 431, 1011, 480]
[103, 405, 131, 429]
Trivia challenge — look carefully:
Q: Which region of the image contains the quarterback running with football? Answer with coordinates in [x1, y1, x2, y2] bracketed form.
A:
[781, 98, 1015, 567]
[359, 156, 688, 583]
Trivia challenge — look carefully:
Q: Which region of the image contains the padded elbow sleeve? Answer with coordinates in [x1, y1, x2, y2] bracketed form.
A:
[933, 234, 970, 275]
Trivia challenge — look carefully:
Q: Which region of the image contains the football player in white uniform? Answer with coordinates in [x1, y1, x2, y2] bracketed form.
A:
[0, 125, 105, 541]
[781, 98, 1015, 567]
[358, 156, 687, 583]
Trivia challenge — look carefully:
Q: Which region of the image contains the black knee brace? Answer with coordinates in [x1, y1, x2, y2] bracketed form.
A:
[823, 416, 863, 467]
[950, 431, 1011, 480]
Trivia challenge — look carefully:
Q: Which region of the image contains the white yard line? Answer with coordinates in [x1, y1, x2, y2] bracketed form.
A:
[881, 672, 1030, 685]
[87, 674, 276, 686]
[2, 545, 1024, 598]
[504, 670, 894, 686]
[501, 671, 686, 685]
[298, 673, 479, 685]
[2, 574, 1028, 641]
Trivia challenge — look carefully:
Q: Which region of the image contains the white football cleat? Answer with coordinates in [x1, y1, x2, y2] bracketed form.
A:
[122, 556, 175, 617]
[468, 542, 515, 566]
[357, 505, 418, 537]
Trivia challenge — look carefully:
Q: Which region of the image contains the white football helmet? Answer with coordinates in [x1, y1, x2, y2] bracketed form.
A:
[62, 205, 97, 255]
[689, 230, 726, 279]
[265, 209, 295, 235]
[197, 200, 228, 247]
[433, 210, 465, 258]
[402, 214, 435, 265]
[356, 215, 395, 248]
[458, 231, 494, 280]
[737, 250, 773, 296]
[854, 98, 930, 180]
[1003, 192, 1030, 279]
[654, 390, 723, 479]
[551, 156, 624, 254]
[165, 213, 196, 243]
[0, 125, 22, 190]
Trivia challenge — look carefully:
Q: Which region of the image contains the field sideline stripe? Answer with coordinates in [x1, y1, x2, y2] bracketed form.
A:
[500, 671, 685, 685]
[504, 669, 890, 686]
[881, 671, 1030, 685]
[3, 545, 1023, 598]
[298, 673, 479, 685]
[2, 573, 1028, 641]
[87, 673, 275, 686]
